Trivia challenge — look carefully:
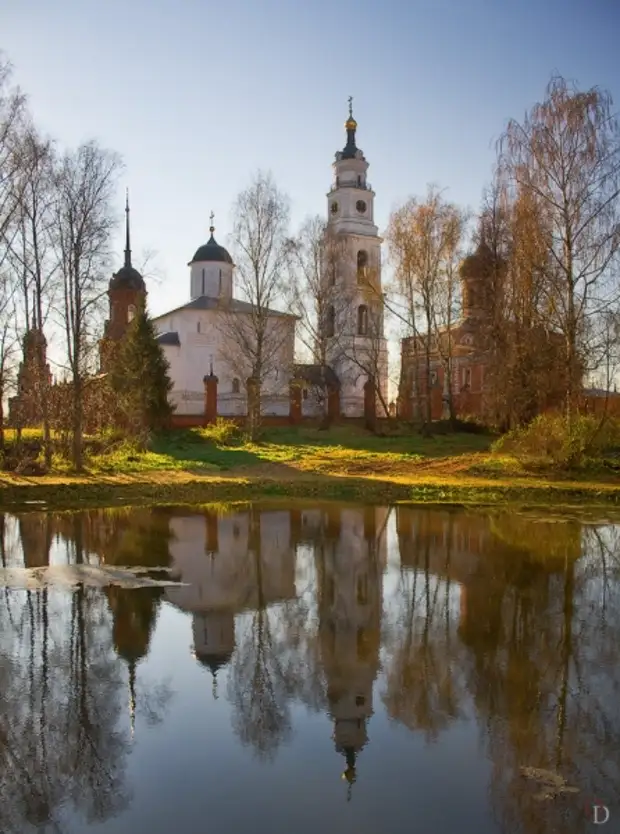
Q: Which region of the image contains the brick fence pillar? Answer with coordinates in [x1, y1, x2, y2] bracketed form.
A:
[364, 377, 377, 431]
[203, 373, 219, 425]
[327, 386, 340, 422]
[289, 379, 303, 424]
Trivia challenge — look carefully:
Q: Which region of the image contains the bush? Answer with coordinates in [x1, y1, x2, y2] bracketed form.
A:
[200, 418, 242, 447]
[492, 413, 620, 468]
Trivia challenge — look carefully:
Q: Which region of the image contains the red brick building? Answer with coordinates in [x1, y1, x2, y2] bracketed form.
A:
[397, 242, 565, 424]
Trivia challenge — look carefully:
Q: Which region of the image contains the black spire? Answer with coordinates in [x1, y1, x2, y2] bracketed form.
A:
[124, 189, 132, 268]
[342, 96, 359, 160]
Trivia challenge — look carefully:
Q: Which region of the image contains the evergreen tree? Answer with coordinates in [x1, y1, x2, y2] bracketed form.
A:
[108, 304, 173, 440]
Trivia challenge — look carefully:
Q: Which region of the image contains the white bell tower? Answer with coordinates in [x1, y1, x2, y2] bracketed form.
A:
[325, 99, 388, 417]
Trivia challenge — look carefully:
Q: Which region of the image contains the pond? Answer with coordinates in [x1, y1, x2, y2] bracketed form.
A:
[0, 501, 618, 834]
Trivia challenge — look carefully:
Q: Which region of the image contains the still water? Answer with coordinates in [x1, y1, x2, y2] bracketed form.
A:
[0, 502, 618, 834]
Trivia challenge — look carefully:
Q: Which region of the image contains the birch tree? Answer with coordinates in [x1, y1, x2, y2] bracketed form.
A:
[285, 215, 348, 421]
[500, 75, 620, 419]
[53, 141, 121, 470]
[387, 187, 467, 427]
[219, 171, 291, 438]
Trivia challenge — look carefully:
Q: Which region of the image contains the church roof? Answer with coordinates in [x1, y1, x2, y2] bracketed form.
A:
[152, 295, 296, 321]
[110, 264, 146, 292]
[189, 223, 233, 265]
[156, 331, 180, 346]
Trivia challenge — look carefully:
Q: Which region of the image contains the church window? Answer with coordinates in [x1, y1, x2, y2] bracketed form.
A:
[357, 175, 362, 186]
[197, 321, 201, 333]
[356, 199, 367, 214]
[325, 305, 335, 337]
[356, 573, 368, 605]
[462, 367, 471, 388]
[357, 305, 368, 335]
[357, 250, 368, 283]
[127, 304, 136, 323]
[232, 378, 240, 394]
[302, 387, 308, 400]
[218, 270, 222, 295]
[202, 268, 205, 296]
[330, 201, 339, 215]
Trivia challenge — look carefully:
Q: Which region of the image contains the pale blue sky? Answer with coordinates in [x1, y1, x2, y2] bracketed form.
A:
[3, 0, 619, 328]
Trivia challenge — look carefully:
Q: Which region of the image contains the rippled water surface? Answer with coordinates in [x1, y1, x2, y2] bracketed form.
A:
[0, 502, 619, 834]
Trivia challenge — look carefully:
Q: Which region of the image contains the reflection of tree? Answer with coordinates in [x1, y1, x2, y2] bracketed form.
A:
[383, 513, 466, 741]
[0, 584, 130, 833]
[0, 507, 175, 833]
[227, 512, 300, 760]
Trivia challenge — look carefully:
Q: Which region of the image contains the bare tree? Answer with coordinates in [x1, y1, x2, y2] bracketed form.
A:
[387, 186, 466, 427]
[0, 55, 27, 271]
[218, 171, 292, 438]
[285, 215, 348, 422]
[7, 128, 57, 464]
[500, 75, 620, 420]
[52, 141, 122, 470]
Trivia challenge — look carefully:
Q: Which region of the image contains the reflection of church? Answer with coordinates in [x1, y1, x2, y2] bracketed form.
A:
[163, 504, 388, 788]
[164, 509, 297, 695]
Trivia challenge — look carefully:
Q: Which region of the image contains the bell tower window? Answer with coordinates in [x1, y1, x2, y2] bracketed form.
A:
[357, 250, 368, 284]
[325, 305, 335, 337]
[357, 305, 368, 335]
[127, 304, 136, 323]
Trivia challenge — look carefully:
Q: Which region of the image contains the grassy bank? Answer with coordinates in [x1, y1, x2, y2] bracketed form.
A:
[2, 425, 620, 511]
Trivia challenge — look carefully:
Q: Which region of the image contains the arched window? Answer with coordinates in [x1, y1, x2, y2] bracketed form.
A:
[232, 378, 240, 394]
[357, 304, 368, 335]
[325, 305, 335, 337]
[197, 320, 201, 333]
[357, 250, 368, 283]
[127, 304, 136, 323]
[357, 174, 362, 187]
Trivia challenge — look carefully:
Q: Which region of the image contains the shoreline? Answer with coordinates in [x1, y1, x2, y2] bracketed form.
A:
[1, 468, 620, 512]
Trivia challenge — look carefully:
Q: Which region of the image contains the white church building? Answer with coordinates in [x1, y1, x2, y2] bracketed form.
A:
[103, 102, 388, 420]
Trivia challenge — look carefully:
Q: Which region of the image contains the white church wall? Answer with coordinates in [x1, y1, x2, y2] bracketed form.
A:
[157, 307, 296, 416]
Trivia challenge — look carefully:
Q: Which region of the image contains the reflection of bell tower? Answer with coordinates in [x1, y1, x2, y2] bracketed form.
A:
[107, 586, 161, 738]
[192, 612, 235, 698]
[315, 507, 383, 799]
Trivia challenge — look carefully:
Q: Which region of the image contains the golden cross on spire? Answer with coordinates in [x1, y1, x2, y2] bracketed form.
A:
[348, 96, 353, 118]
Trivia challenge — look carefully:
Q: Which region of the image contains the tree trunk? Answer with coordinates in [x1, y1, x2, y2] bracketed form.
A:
[72, 374, 83, 471]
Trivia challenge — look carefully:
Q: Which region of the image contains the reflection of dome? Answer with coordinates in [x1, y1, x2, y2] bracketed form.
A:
[195, 649, 233, 675]
[341, 746, 358, 802]
[341, 746, 357, 783]
[108, 587, 159, 663]
[190, 229, 233, 265]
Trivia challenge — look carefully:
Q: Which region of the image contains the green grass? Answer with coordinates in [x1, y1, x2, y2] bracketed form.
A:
[3, 423, 620, 511]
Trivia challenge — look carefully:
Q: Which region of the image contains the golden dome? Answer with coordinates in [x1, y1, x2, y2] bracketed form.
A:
[345, 116, 357, 131]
